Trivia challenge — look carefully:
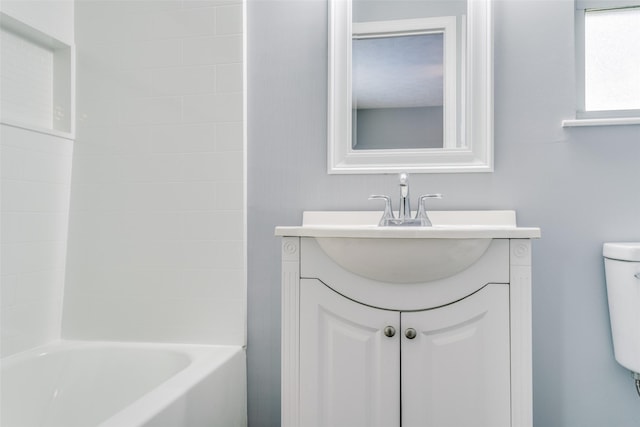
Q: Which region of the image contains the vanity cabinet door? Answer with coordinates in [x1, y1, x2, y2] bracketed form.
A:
[401, 284, 511, 427]
[299, 279, 400, 427]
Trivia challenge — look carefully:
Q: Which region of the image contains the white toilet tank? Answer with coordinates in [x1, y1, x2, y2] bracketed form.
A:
[603, 242, 640, 374]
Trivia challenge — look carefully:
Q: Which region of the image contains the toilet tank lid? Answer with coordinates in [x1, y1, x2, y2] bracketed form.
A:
[603, 242, 640, 261]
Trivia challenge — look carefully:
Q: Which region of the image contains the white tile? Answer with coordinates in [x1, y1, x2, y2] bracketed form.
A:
[1, 213, 68, 243]
[75, 1, 124, 43]
[125, 182, 183, 212]
[184, 0, 242, 8]
[120, 9, 154, 42]
[62, 0, 246, 347]
[75, 128, 119, 155]
[77, 41, 121, 70]
[118, 69, 155, 99]
[1, 274, 19, 308]
[0, 144, 25, 180]
[1, 125, 73, 153]
[181, 268, 244, 299]
[122, 268, 185, 298]
[213, 92, 243, 122]
[210, 151, 243, 182]
[113, 126, 152, 154]
[69, 154, 109, 184]
[22, 151, 73, 184]
[120, 39, 182, 70]
[1, 299, 62, 357]
[182, 211, 243, 240]
[216, 4, 243, 35]
[182, 95, 217, 123]
[159, 154, 191, 182]
[133, 211, 185, 241]
[64, 266, 112, 297]
[215, 181, 243, 210]
[167, 297, 245, 344]
[150, 124, 216, 153]
[15, 269, 65, 304]
[215, 122, 243, 151]
[151, 66, 216, 96]
[118, 0, 183, 14]
[63, 294, 243, 345]
[1, 241, 65, 277]
[103, 240, 174, 270]
[174, 182, 218, 211]
[216, 63, 242, 92]
[66, 212, 101, 243]
[119, 268, 183, 298]
[183, 35, 242, 65]
[2, 181, 70, 213]
[183, 92, 242, 123]
[120, 97, 182, 125]
[179, 152, 218, 181]
[152, 7, 216, 39]
[73, 182, 122, 214]
[76, 96, 120, 127]
[77, 58, 122, 100]
[181, 240, 243, 269]
[144, 153, 185, 182]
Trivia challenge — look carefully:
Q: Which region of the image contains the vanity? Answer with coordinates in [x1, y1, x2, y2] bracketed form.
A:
[276, 210, 540, 427]
[282, 0, 530, 422]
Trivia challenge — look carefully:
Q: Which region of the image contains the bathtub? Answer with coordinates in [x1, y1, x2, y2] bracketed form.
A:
[0, 340, 246, 427]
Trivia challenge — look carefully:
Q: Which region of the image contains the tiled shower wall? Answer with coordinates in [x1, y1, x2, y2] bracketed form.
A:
[63, 0, 245, 344]
[1, 127, 73, 356]
[1, 0, 75, 357]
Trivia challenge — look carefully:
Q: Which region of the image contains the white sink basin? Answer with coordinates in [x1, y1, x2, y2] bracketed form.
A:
[275, 211, 540, 283]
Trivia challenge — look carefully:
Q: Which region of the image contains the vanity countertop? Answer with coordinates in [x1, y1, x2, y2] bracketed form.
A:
[275, 210, 541, 239]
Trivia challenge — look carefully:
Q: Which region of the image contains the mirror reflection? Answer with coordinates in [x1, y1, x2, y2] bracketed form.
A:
[351, 0, 466, 151]
[352, 33, 445, 150]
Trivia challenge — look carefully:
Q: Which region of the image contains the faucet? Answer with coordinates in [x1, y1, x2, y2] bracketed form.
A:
[398, 173, 411, 221]
[369, 173, 442, 227]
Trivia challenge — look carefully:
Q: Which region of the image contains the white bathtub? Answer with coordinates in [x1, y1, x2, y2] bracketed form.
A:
[0, 341, 246, 427]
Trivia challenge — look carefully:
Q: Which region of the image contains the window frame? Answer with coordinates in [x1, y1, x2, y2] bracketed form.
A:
[574, 0, 640, 121]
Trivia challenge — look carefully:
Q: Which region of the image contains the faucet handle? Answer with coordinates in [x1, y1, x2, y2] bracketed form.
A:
[416, 194, 443, 226]
[369, 195, 395, 226]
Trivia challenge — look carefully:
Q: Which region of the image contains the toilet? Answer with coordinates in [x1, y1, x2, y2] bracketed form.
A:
[603, 242, 640, 375]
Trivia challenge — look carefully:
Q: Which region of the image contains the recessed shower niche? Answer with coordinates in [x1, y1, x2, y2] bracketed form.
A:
[0, 12, 74, 137]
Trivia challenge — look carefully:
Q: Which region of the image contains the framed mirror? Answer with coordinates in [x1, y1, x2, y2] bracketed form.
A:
[328, 0, 493, 174]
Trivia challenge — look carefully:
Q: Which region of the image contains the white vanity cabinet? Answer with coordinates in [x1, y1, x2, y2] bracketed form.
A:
[300, 279, 510, 427]
[400, 283, 511, 427]
[277, 211, 540, 427]
[299, 278, 400, 427]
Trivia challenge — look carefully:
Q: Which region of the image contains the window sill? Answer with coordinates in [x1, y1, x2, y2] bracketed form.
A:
[562, 117, 640, 127]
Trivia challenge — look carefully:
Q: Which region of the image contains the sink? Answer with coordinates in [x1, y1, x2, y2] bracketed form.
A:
[315, 236, 491, 283]
[275, 210, 541, 283]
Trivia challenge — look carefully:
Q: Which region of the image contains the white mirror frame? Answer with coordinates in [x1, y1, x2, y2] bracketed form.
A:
[328, 0, 493, 174]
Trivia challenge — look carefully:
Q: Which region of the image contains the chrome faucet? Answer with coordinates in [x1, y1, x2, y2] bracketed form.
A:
[398, 173, 411, 221]
[369, 173, 442, 227]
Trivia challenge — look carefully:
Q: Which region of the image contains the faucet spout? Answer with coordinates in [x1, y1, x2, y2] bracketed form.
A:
[398, 173, 411, 220]
[370, 173, 442, 227]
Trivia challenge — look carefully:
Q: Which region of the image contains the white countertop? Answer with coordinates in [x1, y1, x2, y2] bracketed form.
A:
[275, 211, 541, 239]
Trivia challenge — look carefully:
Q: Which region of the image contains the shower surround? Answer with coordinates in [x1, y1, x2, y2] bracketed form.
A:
[64, 0, 245, 345]
[2, 2, 246, 423]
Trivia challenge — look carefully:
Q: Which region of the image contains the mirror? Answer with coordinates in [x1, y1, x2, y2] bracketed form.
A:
[328, 0, 493, 174]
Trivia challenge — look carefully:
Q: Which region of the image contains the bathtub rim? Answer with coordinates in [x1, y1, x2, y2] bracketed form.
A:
[1, 339, 247, 427]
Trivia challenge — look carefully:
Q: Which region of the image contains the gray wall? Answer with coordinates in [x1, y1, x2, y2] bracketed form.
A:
[248, 1, 640, 426]
[355, 106, 444, 149]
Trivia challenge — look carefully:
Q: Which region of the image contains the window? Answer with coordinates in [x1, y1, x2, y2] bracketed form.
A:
[584, 6, 640, 112]
[565, 0, 640, 126]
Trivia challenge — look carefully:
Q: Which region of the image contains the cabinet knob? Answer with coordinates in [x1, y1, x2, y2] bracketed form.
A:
[405, 328, 417, 339]
[383, 326, 396, 338]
